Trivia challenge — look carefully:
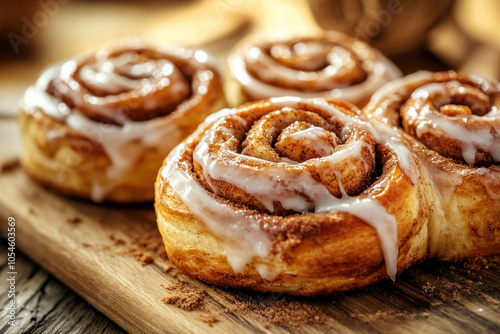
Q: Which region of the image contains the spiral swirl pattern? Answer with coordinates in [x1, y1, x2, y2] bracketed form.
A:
[20, 41, 225, 203]
[364, 71, 500, 261]
[229, 31, 401, 107]
[156, 97, 430, 295]
[193, 99, 377, 215]
[47, 47, 193, 123]
[367, 71, 500, 166]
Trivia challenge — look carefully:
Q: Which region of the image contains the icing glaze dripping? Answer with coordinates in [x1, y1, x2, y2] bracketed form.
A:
[21, 46, 220, 202]
[408, 82, 500, 165]
[184, 97, 408, 280]
[162, 144, 273, 273]
[229, 43, 401, 103]
[280, 126, 336, 157]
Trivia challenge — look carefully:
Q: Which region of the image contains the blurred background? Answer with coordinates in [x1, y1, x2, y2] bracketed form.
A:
[1, 0, 500, 113]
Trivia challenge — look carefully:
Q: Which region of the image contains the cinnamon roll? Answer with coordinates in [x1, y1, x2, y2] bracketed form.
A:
[155, 97, 430, 295]
[20, 41, 226, 203]
[364, 71, 500, 261]
[228, 31, 401, 107]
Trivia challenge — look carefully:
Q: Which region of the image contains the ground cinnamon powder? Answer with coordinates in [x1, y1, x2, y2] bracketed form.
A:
[480, 293, 499, 305]
[161, 281, 220, 326]
[107, 231, 168, 266]
[162, 282, 206, 311]
[159, 256, 499, 328]
[231, 296, 324, 328]
[66, 216, 82, 225]
[0, 158, 19, 173]
[351, 310, 415, 323]
[130, 232, 169, 261]
[419, 256, 499, 304]
[88, 213, 499, 329]
[160, 279, 324, 328]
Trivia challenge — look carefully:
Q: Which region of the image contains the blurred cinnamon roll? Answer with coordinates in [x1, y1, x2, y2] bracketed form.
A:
[155, 97, 430, 295]
[228, 31, 401, 107]
[364, 71, 500, 260]
[20, 40, 226, 203]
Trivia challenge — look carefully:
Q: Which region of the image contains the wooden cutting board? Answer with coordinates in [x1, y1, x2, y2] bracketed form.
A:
[1, 1, 499, 332]
[0, 120, 500, 333]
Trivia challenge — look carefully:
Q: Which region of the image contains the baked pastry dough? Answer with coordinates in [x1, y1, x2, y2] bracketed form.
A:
[228, 31, 401, 107]
[364, 71, 500, 260]
[20, 40, 226, 203]
[155, 97, 430, 295]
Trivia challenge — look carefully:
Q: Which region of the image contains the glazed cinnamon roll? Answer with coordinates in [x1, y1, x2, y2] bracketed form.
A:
[364, 71, 500, 261]
[155, 97, 430, 295]
[20, 41, 226, 203]
[228, 31, 401, 107]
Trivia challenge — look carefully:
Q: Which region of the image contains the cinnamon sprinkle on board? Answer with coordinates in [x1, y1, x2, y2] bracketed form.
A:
[110, 230, 169, 266]
[197, 312, 220, 327]
[89, 211, 500, 329]
[350, 310, 414, 324]
[229, 295, 325, 329]
[66, 216, 82, 225]
[140, 254, 154, 266]
[160, 282, 225, 326]
[163, 265, 174, 273]
[160, 279, 325, 329]
[161, 282, 207, 311]
[480, 293, 499, 305]
[0, 158, 19, 173]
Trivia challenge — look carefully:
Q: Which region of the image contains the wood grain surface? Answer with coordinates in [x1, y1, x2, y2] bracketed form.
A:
[0, 160, 499, 333]
[0, 245, 124, 334]
[1, 0, 500, 333]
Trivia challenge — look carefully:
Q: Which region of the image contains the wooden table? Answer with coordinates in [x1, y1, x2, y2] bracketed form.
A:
[0, 244, 125, 334]
[1, 1, 499, 333]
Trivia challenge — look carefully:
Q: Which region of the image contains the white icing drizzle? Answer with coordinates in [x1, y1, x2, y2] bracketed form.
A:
[272, 97, 419, 183]
[386, 140, 419, 186]
[281, 126, 336, 156]
[255, 264, 281, 281]
[424, 160, 500, 207]
[422, 161, 466, 206]
[271, 42, 332, 72]
[193, 107, 375, 214]
[368, 121, 420, 187]
[58, 55, 190, 125]
[406, 82, 500, 165]
[21, 46, 219, 202]
[79, 54, 141, 93]
[365, 71, 434, 125]
[270, 96, 363, 126]
[162, 144, 273, 273]
[476, 167, 500, 199]
[229, 41, 401, 104]
[246, 45, 356, 90]
[25, 74, 180, 202]
[369, 71, 500, 237]
[315, 197, 398, 279]
[182, 97, 407, 280]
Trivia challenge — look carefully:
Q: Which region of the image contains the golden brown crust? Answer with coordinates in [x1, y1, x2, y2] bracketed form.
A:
[363, 70, 500, 261]
[228, 31, 401, 107]
[20, 108, 160, 203]
[155, 98, 430, 295]
[20, 41, 226, 203]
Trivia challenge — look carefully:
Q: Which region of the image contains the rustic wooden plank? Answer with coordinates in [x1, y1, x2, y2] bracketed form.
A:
[0, 165, 499, 334]
[0, 169, 274, 333]
[1, 1, 500, 332]
[0, 243, 124, 334]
